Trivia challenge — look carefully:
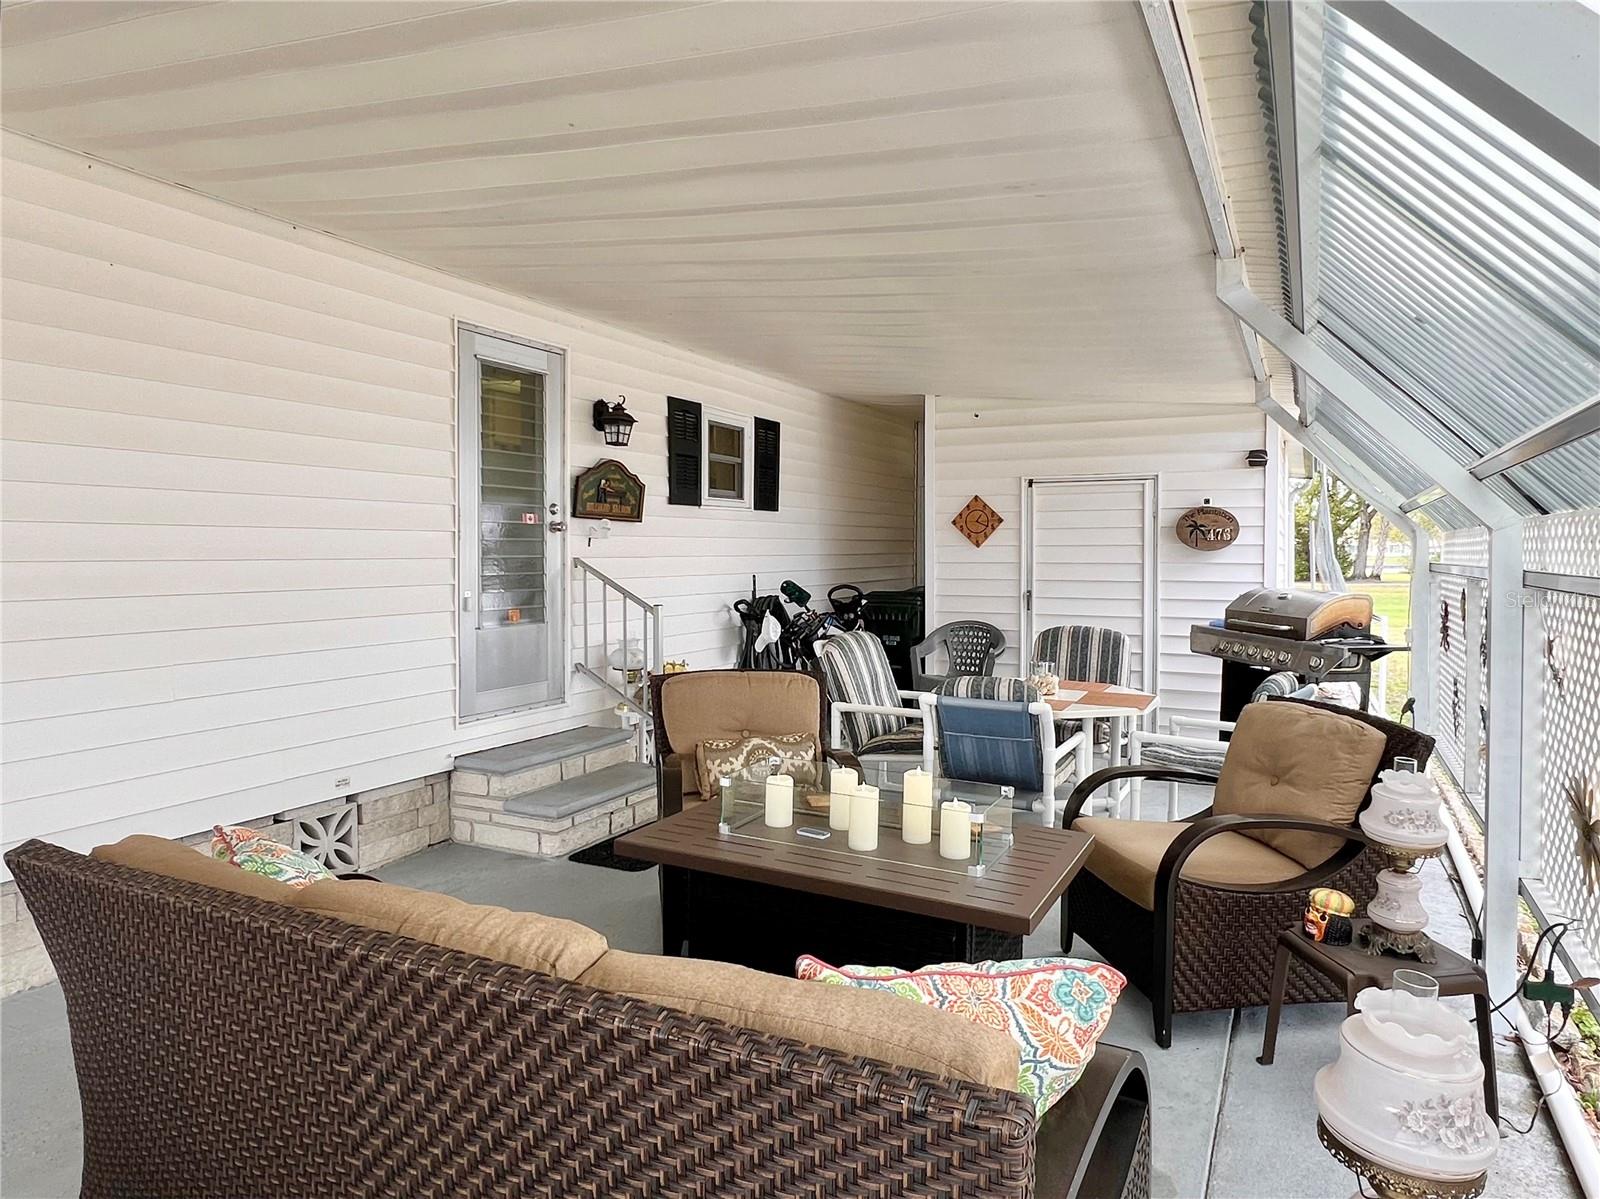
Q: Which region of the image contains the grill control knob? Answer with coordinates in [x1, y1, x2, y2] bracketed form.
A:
[1277, 651, 1291, 664]
[1246, 646, 1260, 659]
[1309, 655, 1325, 670]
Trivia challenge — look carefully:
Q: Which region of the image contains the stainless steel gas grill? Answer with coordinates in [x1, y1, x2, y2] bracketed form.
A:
[1190, 588, 1408, 721]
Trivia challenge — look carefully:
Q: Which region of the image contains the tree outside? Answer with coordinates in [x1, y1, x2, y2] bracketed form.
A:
[1293, 466, 1413, 720]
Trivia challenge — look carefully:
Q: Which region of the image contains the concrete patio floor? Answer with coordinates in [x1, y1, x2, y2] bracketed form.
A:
[1, 816, 1581, 1198]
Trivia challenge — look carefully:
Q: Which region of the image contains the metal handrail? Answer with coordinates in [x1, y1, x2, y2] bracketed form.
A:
[573, 558, 658, 614]
[573, 558, 664, 761]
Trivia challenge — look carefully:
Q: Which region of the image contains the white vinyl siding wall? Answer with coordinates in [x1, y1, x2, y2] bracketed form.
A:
[931, 396, 1266, 727]
[0, 135, 915, 860]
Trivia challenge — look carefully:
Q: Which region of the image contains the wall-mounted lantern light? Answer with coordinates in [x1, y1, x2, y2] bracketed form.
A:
[592, 396, 636, 447]
[1246, 448, 1269, 467]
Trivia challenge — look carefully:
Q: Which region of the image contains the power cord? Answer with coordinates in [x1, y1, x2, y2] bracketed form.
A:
[1477, 920, 1580, 1136]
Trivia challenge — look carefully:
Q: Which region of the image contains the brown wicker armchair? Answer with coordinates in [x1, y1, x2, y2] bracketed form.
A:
[649, 668, 857, 818]
[1058, 697, 1435, 1048]
[9, 838, 1152, 1199]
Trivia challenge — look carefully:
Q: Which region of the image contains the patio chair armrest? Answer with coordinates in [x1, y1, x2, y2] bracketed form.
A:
[1130, 731, 1233, 753]
[1060, 765, 1219, 826]
[835, 701, 927, 720]
[1168, 716, 1236, 736]
[826, 748, 863, 774]
[1153, 814, 1371, 912]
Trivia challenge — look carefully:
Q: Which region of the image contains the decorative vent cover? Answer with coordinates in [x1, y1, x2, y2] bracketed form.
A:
[285, 800, 358, 875]
[952, 495, 1003, 548]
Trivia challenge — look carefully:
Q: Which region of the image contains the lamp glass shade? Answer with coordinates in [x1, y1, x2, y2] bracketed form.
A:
[1314, 986, 1496, 1183]
[608, 639, 646, 672]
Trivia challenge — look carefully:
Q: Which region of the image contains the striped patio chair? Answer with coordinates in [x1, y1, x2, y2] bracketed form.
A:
[1033, 624, 1130, 750]
[1033, 625, 1129, 688]
[1130, 671, 1311, 817]
[816, 630, 926, 759]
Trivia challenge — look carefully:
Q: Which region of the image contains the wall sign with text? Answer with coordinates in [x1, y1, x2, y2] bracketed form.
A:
[1176, 504, 1239, 551]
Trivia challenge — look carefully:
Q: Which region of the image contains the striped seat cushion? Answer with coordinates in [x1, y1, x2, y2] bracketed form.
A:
[817, 630, 907, 752]
[858, 728, 928, 756]
[1136, 741, 1227, 777]
[933, 676, 1037, 702]
[1032, 625, 1128, 687]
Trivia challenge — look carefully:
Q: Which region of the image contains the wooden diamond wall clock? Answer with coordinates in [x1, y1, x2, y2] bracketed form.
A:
[952, 495, 1003, 548]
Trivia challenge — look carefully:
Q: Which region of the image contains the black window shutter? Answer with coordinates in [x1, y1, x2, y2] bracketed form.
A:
[666, 397, 702, 506]
[754, 418, 780, 511]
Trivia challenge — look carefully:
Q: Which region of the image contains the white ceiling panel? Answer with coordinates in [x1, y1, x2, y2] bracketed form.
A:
[2, 0, 1256, 405]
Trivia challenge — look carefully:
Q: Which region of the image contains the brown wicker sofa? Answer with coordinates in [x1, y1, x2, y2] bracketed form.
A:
[8, 836, 1150, 1199]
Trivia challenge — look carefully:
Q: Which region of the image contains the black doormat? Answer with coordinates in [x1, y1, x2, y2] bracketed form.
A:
[567, 836, 655, 872]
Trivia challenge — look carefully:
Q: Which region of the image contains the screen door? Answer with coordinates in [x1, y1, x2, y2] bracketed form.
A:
[458, 327, 565, 718]
[1025, 477, 1159, 694]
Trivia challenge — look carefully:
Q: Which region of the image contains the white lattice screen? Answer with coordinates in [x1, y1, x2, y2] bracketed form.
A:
[1427, 569, 1482, 806]
[1525, 511, 1600, 969]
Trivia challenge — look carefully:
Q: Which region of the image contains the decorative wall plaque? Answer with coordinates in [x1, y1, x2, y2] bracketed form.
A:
[573, 458, 645, 522]
[1175, 504, 1239, 551]
[952, 495, 1003, 548]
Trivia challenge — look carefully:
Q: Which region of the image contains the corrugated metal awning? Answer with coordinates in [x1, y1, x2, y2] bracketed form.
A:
[1310, 5, 1600, 514]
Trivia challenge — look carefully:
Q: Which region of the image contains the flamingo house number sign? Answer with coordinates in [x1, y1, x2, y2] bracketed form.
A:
[1176, 502, 1239, 551]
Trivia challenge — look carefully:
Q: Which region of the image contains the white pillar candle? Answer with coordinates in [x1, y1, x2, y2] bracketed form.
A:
[939, 800, 973, 861]
[901, 769, 933, 845]
[848, 784, 880, 852]
[763, 773, 794, 828]
[829, 766, 859, 831]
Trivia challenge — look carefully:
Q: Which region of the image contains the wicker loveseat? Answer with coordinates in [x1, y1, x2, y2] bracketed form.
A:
[8, 838, 1151, 1199]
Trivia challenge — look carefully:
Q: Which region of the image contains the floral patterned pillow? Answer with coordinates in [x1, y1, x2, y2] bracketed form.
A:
[211, 826, 333, 888]
[695, 732, 819, 801]
[796, 955, 1125, 1115]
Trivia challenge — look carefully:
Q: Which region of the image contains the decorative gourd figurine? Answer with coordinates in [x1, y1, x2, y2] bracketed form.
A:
[1304, 888, 1356, 946]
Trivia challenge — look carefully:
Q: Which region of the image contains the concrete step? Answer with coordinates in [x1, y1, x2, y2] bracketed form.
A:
[504, 762, 656, 821]
[454, 725, 631, 775]
[451, 725, 636, 799]
[450, 755, 658, 860]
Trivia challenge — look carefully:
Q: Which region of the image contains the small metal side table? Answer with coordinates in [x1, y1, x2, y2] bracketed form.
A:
[1259, 926, 1498, 1124]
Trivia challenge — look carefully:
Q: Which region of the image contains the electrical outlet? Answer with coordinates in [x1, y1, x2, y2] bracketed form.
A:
[1525, 976, 1575, 1007]
[333, 776, 351, 790]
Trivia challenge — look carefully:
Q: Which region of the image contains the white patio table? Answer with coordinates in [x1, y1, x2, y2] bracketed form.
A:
[1045, 681, 1160, 818]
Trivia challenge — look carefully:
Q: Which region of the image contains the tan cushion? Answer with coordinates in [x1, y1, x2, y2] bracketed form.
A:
[291, 879, 607, 980]
[1213, 702, 1386, 867]
[91, 834, 297, 905]
[578, 949, 1021, 1091]
[659, 671, 821, 765]
[1073, 816, 1307, 911]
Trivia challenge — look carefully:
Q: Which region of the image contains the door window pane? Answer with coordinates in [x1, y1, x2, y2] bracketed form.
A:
[479, 363, 545, 627]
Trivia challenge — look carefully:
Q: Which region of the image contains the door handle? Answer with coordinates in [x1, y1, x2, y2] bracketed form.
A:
[549, 521, 567, 533]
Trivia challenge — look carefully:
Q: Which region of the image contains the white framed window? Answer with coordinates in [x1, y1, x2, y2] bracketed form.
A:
[702, 408, 753, 507]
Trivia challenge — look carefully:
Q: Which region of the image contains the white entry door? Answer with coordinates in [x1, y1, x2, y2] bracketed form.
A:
[458, 326, 566, 719]
[1024, 478, 1158, 693]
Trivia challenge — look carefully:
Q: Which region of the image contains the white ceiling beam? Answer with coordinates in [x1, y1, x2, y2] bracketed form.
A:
[1261, 1, 1324, 338]
[1256, 387, 1407, 521]
[1469, 393, 1600, 481]
[1219, 256, 1521, 528]
[1139, 0, 1269, 386]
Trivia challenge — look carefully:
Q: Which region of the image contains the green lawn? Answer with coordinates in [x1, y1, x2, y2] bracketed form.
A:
[1358, 576, 1411, 721]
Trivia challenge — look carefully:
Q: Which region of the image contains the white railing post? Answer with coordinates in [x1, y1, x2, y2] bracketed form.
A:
[1483, 522, 1526, 1003]
[1406, 523, 1433, 731]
